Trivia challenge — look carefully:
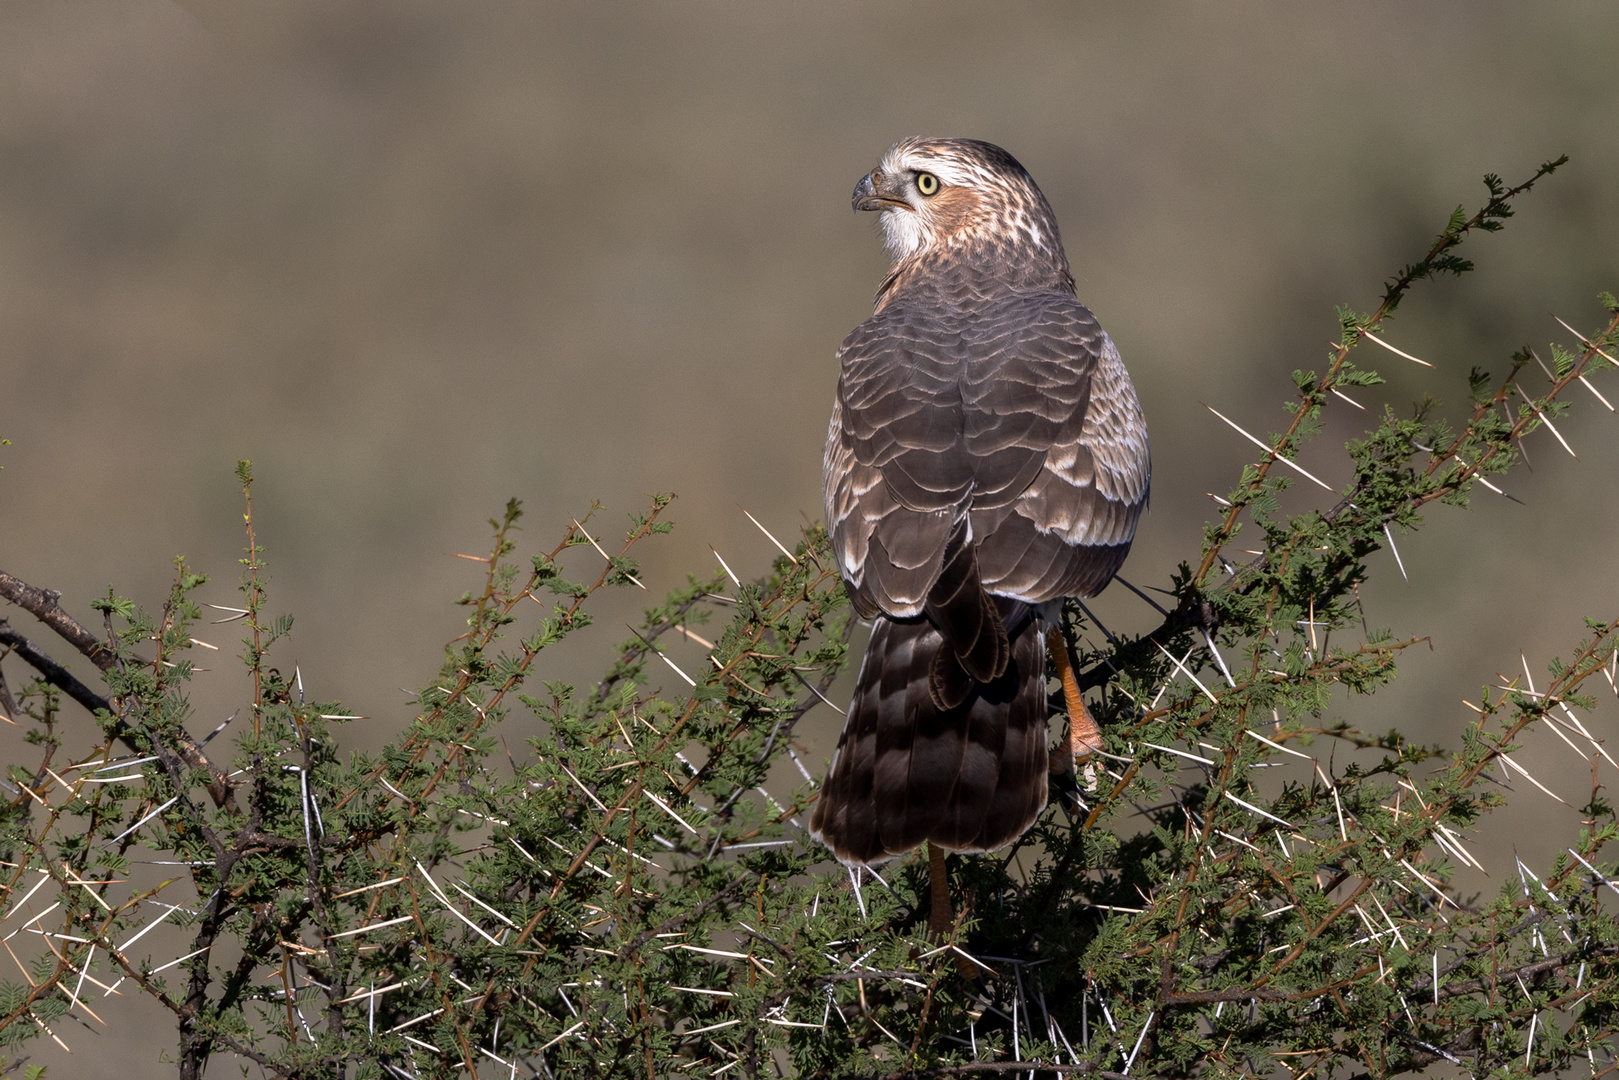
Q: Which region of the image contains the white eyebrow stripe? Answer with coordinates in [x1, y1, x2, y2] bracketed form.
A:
[881, 145, 986, 190]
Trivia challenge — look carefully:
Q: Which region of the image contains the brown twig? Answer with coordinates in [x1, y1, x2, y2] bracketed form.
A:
[0, 618, 113, 718]
[0, 571, 234, 807]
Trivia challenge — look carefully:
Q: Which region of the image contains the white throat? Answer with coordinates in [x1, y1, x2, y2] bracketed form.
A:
[879, 207, 927, 261]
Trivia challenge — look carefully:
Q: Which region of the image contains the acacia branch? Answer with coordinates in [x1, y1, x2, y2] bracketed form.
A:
[0, 571, 116, 668]
[0, 569, 234, 806]
[0, 618, 114, 717]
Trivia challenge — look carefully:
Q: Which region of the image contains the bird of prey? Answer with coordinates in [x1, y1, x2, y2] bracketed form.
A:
[810, 137, 1150, 869]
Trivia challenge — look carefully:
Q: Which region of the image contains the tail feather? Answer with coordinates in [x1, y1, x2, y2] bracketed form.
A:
[923, 526, 1009, 707]
[809, 655, 882, 862]
[811, 598, 1048, 866]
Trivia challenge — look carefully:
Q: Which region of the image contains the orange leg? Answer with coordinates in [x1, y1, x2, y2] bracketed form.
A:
[1048, 631, 1102, 774]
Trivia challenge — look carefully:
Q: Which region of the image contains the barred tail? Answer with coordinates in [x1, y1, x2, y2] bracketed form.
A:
[809, 598, 1049, 867]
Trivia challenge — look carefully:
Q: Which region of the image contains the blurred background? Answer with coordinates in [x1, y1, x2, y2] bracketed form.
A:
[1, 2, 1617, 1074]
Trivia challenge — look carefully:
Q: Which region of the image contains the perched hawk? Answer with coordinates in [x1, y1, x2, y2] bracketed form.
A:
[810, 138, 1150, 868]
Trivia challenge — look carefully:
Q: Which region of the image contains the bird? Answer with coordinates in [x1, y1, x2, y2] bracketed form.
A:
[810, 137, 1151, 871]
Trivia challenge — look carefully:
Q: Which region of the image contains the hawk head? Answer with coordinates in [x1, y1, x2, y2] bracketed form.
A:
[852, 137, 1073, 297]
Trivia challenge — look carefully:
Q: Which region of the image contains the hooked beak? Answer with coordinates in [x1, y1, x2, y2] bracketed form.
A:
[852, 170, 910, 213]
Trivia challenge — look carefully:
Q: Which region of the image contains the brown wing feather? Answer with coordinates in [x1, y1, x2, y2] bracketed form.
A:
[826, 291, 1148, 615]
[967, 295, 1149, 601]
[824, 314, 969, 618]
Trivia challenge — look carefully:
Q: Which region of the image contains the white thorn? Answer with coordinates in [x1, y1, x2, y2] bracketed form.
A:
[1382, 523, 1408, 581]
[629, 626, 696, 687]
[709, 546, 741, 587]
[1152, 640, 1218, 703]
[1358, 330, 1435, 367]
[575, 518, 646, 588]
[1515, 382, 1578, 458]
[1204, 404, 1337, 493]
[1222, 791, 1293, 829]
[740, 508, 797, 565]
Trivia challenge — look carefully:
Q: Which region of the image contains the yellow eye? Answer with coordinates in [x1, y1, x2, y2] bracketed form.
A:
[915, 172, 940, 196]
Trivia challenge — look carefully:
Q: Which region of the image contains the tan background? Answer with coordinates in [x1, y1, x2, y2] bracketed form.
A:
[2, 2, 1617, 1075]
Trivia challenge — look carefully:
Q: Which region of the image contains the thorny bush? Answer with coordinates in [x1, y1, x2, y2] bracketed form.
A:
[3, 157, 1619, 1080]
